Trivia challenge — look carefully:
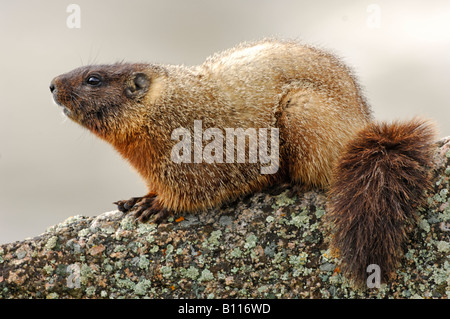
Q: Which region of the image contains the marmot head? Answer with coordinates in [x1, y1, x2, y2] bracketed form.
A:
[50, 63, 155, 138]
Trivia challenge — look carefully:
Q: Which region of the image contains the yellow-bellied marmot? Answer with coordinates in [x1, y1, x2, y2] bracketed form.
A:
[50, 39, 436, 285]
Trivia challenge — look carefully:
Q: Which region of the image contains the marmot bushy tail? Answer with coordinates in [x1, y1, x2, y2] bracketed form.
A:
[50, 39, 438, 287]
[327, 119, 436, 284]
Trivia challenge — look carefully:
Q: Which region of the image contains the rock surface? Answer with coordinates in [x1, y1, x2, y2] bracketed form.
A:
[1, 137, 449, 299]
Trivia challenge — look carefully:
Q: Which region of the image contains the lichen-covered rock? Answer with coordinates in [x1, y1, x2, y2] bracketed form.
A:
[1, 137, 449, 299]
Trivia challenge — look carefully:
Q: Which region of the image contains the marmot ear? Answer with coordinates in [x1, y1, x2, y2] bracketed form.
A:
[125, 72, 150, 99]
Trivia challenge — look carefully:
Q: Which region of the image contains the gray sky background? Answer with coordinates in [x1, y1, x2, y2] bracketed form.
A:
[1, 0, 449, 244]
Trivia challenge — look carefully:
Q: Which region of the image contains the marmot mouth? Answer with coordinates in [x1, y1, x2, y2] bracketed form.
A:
[52, 98, 72, 117]
[62, 106, 72, 117]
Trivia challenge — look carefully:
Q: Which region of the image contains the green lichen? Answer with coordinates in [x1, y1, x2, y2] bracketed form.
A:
[99, 226, 115, 235]
[80, 263, 94, 285]
[280, 272, 290, 280]
[405, 249, 415, 260]
[230, 247, 243, 258]
[436, 241, 450, 253]
[86, 286, 96, 296]
[250, 249, 259, 261]
[433, 193, 445, 203]
[137, 222, 157, 235]
[199, 269, 214, 282]
[46, 215, 84, 234]
[134, 279, 152, 296]
[418, 219, 430, 232]
[160, 265, 172, 278]
[46, 292, 59, 299]
[445, 166, 450, 176]
[15, 248, 27, 259]
[114, 261, 123, 271]
[289, 252, 308, 267]
[273, 252, 285, 264]
[43, 264, 53, 275]
[184, 266, 199, 280]
[66, 239, 81, 254]
[138, 255, 150, 270]
[244, 234, 257, 249]
[116, 277, 135, 290]
[45, 236, 58, 250]
[439, 204, 450, 222]
[320, 263, 335, 272]
[315, 208, 326, 219]
[328, 273, 344, 285]
[113, 245, 126, 252]
[77, 228, 90, 238]
[104, 263, 113, 273]
[149, 245, 159, 254]
[203, 230, 222, 249]
[127, 242, 139, 255]
[289, 210, 309, 228]
[431, 262, 450, 285]
[257, 285, 270, 294]
[146, 234, 155, 243]
[272, 191, 296, 208]
[120, 216, 135, 230]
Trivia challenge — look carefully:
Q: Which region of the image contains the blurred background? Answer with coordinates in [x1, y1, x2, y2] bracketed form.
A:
[1, 0, 449, 244]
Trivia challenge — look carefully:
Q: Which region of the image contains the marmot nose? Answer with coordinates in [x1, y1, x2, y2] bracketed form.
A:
[49, 82, 56, 93]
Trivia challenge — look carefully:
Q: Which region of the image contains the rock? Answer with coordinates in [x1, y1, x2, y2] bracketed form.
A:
[1, 137, 449, 299]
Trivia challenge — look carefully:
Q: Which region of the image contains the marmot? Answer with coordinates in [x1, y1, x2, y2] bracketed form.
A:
[50, 39, 436, 286]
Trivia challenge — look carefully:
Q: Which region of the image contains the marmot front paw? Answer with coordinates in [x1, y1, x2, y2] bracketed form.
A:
[114, 193, 170, 223]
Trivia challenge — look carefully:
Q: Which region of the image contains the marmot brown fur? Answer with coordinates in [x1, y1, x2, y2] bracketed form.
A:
[50, 39, 436, 286]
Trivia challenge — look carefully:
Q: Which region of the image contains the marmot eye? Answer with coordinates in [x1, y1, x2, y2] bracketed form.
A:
[86, 75, 102, 86]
